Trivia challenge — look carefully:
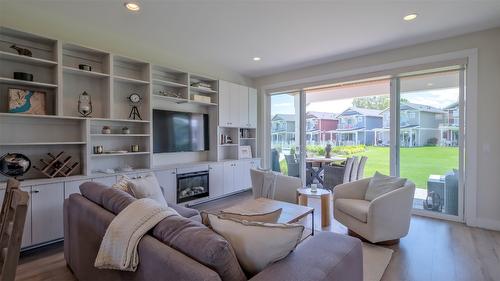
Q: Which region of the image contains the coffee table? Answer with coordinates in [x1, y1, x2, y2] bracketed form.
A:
[223, 197, 315, 236]
[297, 188, 331, 227]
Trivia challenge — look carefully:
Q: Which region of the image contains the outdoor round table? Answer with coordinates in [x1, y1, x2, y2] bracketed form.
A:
[297, 188, 332, 228]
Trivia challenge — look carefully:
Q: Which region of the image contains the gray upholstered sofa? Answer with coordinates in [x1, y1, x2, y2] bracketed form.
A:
[64, 182, 363, 281]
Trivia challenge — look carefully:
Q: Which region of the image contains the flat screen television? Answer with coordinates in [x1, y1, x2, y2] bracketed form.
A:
[153, 109, 209, 153]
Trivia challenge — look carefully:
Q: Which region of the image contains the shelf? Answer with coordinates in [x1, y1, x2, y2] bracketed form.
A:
[153, 95, 189, 104]
[113, 75, 149, 85]
[0, 77, 58, 88]
[90, 134, 150, 137]
[190, 86, 217, 94]
[63, 66, 109, 78]
[0, 142, 86, 146]
[91, 152, 150, 157]
[189, 99, 217, 106]
[0, 51, 57, 66]
[240, 138, 256, 140]
[218, 144, 238, 147]
[152, 79, 187, 88]
[89, 117, 150, 123]
[0, 112, 82, 120]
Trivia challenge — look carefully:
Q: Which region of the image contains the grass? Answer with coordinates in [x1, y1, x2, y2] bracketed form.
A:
[351, 146, 459, 188]
[278, 146, 459, 189]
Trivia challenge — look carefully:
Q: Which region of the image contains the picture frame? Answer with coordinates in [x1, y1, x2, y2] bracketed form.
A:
[8, 88, 46, 115]
[239, 145, 253, 159]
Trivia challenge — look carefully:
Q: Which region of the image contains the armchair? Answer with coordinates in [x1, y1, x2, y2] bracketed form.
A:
[333, 177, 415, 244]
[251, 169, 301, 204]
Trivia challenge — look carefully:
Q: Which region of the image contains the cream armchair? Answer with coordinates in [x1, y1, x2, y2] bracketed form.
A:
[333, 178, 415, 244]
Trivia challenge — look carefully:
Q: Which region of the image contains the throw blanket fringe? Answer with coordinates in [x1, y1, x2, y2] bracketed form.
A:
[94, 198, 178, 271]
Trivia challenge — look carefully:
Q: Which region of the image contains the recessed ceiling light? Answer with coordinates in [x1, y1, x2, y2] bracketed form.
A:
[125, 2, 140, 11]
[427, 83, 434, 86]
[253, 57, 261, 61]
[403, 13, 418, 21]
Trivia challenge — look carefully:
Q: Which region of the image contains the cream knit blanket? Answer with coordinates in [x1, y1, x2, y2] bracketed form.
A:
[94, 198, 178, 271]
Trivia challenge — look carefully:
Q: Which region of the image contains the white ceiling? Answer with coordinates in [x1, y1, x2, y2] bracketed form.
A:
[2, 0, 500, 79]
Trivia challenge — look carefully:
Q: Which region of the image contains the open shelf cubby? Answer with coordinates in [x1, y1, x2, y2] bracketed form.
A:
[62, 72, 110, 118]
[0, 83, 57, 115]
[113, 80, 150, 120]
[113, 55, 149, 82]
[189, 74, 218, 105]
[152, 65, 189, 102]
[0, 27, 57, 62]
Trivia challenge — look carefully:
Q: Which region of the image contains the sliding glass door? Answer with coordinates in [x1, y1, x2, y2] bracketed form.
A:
[397, 70, 463, 218]
[269, 91, 302, 178]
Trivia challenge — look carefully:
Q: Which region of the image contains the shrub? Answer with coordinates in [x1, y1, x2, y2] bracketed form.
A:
[425, 137, 438, 146]
[306, 145, 325, 156]
[332, 145, 366, 155]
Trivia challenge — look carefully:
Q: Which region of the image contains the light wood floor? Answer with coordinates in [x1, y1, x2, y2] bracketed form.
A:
[16, 191, 500, 281]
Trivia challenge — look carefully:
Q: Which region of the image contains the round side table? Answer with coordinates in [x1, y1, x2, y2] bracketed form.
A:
[297, 188, 331, 227]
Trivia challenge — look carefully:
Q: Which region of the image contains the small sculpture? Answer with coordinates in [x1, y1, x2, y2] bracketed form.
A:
[128, 93, 142, 120]
[10, 44, 32, 57]
[102, 126, 111, 134]
[325, 144, 332, 158]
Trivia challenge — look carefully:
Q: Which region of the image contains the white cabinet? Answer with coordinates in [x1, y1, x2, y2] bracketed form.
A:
[64, 179, 86, 199]
[223, 162, 236, 194]
[0, 187, 32, 248]
[31, 183, 64, 245]
[248, 88, 257, 128]
[237, 160, 252, 191]
[92, 176, 117, 186]
[209, 163, 224, 198]
[219, 81, 257, 129]
[155, 169, 177, 204]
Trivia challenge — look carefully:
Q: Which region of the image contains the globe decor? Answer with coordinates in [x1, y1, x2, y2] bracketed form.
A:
[0, 153, 31, 179]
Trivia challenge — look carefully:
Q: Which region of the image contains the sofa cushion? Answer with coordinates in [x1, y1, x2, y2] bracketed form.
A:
[201, 208, 282, 226]
[101, 186, 136, 214]
[80, 181, 110, 206]
[207, 213, 304, 276]
[365, 172, 407, 201]
[152, 215, 246, 281]
[335, 199, 370, 223]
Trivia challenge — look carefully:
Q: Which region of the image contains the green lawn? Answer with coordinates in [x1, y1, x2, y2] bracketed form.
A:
[352, 146, 458, 188]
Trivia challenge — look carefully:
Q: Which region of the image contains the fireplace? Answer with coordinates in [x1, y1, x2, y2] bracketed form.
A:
[177, 170, 209, 203]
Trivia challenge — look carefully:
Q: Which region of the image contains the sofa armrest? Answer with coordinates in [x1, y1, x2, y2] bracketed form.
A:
[169, 204, 201, 222]
[333, 178, 370, 201]
[249, 232, 362, 281]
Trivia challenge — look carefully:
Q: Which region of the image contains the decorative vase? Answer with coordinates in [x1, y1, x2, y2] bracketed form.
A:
[102, 126, 111, 134]
[325, 144, 332, 158]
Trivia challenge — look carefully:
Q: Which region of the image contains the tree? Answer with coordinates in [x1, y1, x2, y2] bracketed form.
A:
[352, 96, 408, 110]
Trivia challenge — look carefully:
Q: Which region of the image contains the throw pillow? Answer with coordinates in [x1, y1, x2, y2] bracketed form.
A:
[365, 171, 407, 201]
[207, 213, 304, 276]
[201, 208, 282, 226]
[123, 173, 168, 208]
[112, 175, 132, 194]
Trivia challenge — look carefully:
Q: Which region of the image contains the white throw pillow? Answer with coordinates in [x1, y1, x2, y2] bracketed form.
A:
[207, 213, 304, 275]
[112, 176, 132, 193]
[365, 172, 407, 201]
[121, 173, 168, 208]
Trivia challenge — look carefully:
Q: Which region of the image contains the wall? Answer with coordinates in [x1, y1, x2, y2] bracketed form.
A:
[255, 27, 500, 229]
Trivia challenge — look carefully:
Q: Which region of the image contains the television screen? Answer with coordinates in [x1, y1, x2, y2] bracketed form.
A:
[153, 109, 209, 153]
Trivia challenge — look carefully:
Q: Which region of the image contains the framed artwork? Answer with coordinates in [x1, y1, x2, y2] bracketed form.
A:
[239, 145, 253, 159]
[8, 88, 46, 115]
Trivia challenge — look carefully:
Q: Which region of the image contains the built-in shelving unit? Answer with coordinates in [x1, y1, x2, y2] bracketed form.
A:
[0, 26, 253, 183]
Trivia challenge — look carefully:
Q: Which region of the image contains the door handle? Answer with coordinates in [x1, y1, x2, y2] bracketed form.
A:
[31, 189, 40, 194]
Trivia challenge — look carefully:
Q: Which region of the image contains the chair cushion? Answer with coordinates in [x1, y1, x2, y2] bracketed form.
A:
[152, 215, 246, 281]
[365, 172, 406, 201]
[335, 198, 370, 223]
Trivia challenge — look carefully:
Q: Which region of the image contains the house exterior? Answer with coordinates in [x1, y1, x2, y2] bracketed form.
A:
[439, 102, 459, 146]
[271, 114, 296, 147]
[373, 103, 445, 147]
[305, 111, 338, 145]
[333, 107, 383, 145]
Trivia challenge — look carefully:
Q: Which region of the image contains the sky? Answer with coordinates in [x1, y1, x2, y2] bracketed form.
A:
[270, 88, 459, 116]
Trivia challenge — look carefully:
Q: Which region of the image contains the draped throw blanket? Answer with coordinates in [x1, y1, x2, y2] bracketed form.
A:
[94, 198, 178, 271]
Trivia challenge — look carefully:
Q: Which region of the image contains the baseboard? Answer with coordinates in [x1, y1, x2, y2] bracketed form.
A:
[474, 218, 500, 231]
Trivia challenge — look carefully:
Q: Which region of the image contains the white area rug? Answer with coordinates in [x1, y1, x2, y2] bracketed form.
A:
[362, 243, 393, 281]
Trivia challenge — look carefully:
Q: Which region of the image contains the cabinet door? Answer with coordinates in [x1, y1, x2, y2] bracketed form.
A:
[236, 160, 252, 190]
[238, 85, 249, 127]
[64, 179, 86, 199]
[228, 82, 241, 127]
[250, 158, 261, 170]
[92, 176, 117, 186]
[0, 187, 32, 248]
[248, 88, 258, 128]
[154, 169, 177, 204]
[31, 183, 64, 245]
[218, 80, 231, 127]
[223, 162, 235, 194]
[209, 163, 224, 198]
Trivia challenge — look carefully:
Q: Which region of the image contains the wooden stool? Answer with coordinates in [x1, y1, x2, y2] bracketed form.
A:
[297, 188, 331, 228]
